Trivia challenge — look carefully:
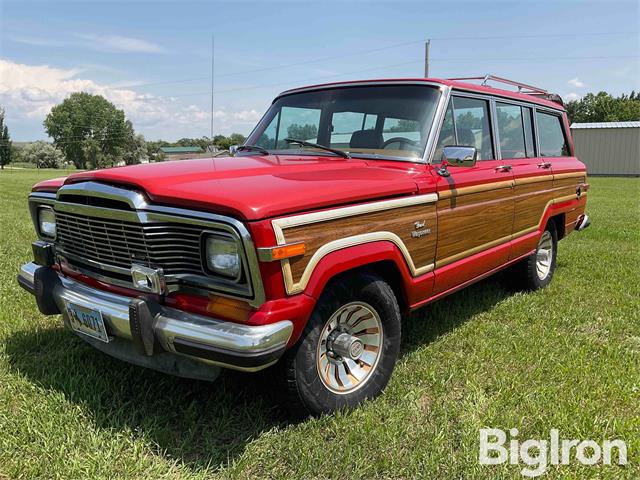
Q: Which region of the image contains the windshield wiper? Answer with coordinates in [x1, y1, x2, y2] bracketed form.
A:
[284, 138, 351, 159]
[236, 144, 270, 155]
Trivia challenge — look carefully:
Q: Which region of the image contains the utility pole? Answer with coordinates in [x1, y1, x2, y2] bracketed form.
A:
[424, 39, 430, 78]
[211, 33, 215, 147]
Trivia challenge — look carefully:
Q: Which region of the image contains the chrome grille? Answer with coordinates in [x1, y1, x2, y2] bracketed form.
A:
[55, 210, 204, 276]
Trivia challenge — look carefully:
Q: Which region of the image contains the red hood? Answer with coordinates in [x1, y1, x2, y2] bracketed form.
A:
[37, 155, 426, 221]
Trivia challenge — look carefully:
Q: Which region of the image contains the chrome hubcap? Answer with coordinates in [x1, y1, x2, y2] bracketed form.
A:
[536, 231, 553, 280]
[316, 301, 383, 394]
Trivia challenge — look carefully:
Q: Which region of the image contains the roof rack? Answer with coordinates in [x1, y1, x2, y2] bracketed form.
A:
[448, 74, 548, 94]
[447, 75, 563, 105]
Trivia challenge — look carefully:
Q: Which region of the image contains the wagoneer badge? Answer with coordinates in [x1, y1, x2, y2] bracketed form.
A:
[411, 220, 431, 238]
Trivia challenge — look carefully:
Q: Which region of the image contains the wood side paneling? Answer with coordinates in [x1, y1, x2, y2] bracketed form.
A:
[282, 203, 437, 284]
[435, 186, 513, 265]
[513, 180, 556, 234]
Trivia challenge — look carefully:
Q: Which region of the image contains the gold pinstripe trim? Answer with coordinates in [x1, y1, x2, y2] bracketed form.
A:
[283, 233, 435, 294]
[272, 194, 438, 295]
[272, 183, 585, 294]
[435, 192, 586, 268]
[437, 180, 514, 199]
[435, 233, 513, 268]
[514, 175, 553, 186]
[554, 172, 586, 180]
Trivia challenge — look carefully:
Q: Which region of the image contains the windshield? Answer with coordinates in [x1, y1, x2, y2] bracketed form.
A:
[245, 84, 441, 161]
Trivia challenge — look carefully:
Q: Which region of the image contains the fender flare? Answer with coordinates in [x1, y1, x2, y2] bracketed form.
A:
[301, 239, 416, 302]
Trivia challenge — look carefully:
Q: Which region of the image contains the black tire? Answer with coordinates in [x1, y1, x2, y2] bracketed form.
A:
[515, 221, 558, 290]
[282, 273, 401, 416]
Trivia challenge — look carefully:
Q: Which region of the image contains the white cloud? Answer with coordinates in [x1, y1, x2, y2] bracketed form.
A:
[564, 92, 581, 102]
[7, 35, 66, 47]
[8, 32, 168, 54]
[567, 78, 586, 88]
[76, 34, 168, 54]
[0, 59, 262, 140]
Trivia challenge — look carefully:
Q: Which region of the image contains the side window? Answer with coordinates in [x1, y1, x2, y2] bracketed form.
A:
[330, 111, 377, 148]
[434, 97, 494, 161]
[257, 106, 321, 149]
[536, 111, 569, 157]
[496, 102, 526, 159]
[453, 97, 494, 160]
[434, 101, 455, 161]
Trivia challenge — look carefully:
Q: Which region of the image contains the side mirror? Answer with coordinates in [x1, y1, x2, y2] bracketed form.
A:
[442, 146, 477, 167]
[229, 145, 239, 156]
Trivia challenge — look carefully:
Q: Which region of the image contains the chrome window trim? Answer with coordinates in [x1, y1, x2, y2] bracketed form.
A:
[28, 185, 266, 307]
[490, 97, 501, 161]
[447, 85, 566, 113]
[424, 85, 452, 164]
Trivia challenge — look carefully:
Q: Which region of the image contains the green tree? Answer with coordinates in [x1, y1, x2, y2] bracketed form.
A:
[146, 140, 169, 162]
[0, 108, 12, 169]
[121, 134, 148, 165]
[44, 92, 134, 169]
[565, 91, 640, 123]
[213, 133, 246, 150]
[286, 124, 317, 141]
[22, 141, 66, 168]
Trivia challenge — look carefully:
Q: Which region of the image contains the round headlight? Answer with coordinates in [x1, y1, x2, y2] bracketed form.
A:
[205, 235, 241, 279]
[39, 207, 56, 238]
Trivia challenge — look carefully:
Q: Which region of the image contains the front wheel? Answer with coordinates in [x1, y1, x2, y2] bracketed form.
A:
[282, 273, 401, 416]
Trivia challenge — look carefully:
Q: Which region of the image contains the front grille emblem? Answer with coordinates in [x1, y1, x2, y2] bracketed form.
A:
[131, 264, 165, 295]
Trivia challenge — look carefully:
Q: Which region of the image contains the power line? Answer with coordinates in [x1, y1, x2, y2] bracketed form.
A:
[113, 31, 638, 90]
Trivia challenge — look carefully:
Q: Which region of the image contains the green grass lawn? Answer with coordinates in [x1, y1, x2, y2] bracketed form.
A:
[0, 169, 638, 479]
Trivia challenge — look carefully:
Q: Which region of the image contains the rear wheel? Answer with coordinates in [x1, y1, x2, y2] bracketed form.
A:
[515, 221, 558, 290]
[283, 273, 401, 416]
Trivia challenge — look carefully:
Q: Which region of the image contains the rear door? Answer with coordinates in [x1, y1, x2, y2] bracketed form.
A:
[495, 102, 556, 259]
[433, 93, 515, 294]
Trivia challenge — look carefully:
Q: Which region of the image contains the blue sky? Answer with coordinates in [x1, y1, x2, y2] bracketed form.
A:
[1, 0, 638, 141]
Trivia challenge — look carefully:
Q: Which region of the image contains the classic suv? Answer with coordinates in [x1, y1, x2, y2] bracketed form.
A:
[18, 75, 590, 415]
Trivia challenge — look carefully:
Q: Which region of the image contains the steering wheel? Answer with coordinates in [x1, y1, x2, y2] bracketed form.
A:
[381, 137, 418, 150]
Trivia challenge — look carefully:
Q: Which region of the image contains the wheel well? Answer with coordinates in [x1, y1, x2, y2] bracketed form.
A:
[325, 261, 408, 312]
[548, 213, 566, 239]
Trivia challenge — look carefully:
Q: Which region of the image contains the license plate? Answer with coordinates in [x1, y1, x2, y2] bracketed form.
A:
[66, 302, 109, 343]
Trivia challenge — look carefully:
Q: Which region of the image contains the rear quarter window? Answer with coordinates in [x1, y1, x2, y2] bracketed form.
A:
[536, 111, 570, 157]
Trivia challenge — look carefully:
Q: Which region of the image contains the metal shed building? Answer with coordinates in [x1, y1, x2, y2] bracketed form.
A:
[570, 121, 640, 176]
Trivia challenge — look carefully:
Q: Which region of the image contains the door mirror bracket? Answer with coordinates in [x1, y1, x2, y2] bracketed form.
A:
[437, 160, 451, 177]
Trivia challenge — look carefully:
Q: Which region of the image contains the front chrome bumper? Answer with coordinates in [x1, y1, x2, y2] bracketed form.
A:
[18, 262, 293, 378]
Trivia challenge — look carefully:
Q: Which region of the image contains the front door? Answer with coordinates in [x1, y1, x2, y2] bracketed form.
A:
[432, 95, 515, 294]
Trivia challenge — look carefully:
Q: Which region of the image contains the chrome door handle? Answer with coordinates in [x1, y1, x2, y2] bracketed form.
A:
[537, 162, 552, 169]
[495, 165, 512, 172]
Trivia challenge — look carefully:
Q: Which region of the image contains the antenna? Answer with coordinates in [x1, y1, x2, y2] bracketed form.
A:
[210, 33, 215, 144]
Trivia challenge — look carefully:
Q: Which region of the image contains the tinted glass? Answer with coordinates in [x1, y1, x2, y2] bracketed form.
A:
[536, 111, 569, 157]
[496, 103, 526, 159]
[330, 111, 377, 148]
[434, 101, 455, 161]
[442, 96, 494, 160]
[246, 85, 441, 161]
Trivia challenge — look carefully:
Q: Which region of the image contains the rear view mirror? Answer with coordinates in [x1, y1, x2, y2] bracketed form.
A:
[229, 145, 239, 156]
[442, 146, 477, 167]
